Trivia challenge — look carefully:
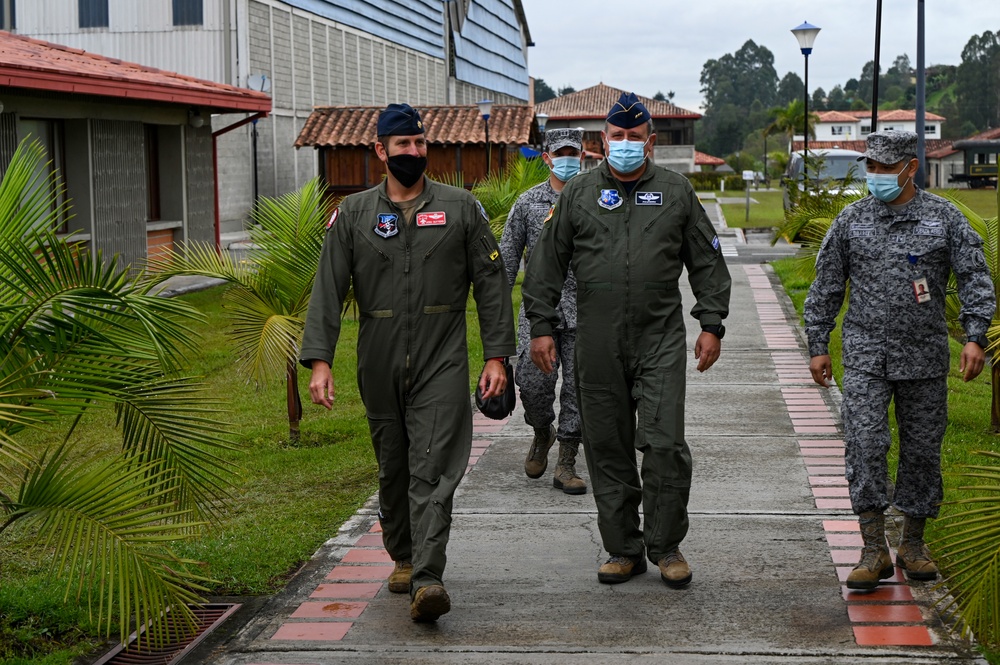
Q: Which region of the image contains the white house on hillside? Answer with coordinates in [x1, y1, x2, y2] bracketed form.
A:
[801, 109, 945, 144]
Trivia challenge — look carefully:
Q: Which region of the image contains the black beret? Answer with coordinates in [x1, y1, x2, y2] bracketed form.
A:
[607, 92, 651, 129]
[377, 103, 424, 137]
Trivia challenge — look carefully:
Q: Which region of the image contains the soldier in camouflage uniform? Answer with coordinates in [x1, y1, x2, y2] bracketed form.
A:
[301, 104, 515, 622]
[500, 128, 586, 495]
[524, 93, 731, 588]
[804, 129, 994, 590]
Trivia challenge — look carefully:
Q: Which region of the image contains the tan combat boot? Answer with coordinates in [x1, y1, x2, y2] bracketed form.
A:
[524, 425, 555, 478]
[846, 511, 894, 590]
[597, 553, 647, 584]
[658, 548, 692, 588]
[552, 441, 587, 495]
[896, 516, 938, 581]
[410, 584, 451, 622]
[387, 560, 412, 593]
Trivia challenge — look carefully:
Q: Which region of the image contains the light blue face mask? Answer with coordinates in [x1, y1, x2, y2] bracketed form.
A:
[866, 164, 909, 202]
[550, 155, 581, 182]
[607, 138, 647, 174]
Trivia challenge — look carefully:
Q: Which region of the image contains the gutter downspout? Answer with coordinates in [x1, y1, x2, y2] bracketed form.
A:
[211, 111, 268, 252]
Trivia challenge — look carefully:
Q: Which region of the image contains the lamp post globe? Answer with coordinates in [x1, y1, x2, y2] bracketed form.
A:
[478, 99, 493, 176]
[791, 21, 820, 191]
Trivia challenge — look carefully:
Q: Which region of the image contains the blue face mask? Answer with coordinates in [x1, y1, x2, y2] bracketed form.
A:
[866, 164, 909, 202]
[550, 155, 581, 182]
[607, 138, 647, 174]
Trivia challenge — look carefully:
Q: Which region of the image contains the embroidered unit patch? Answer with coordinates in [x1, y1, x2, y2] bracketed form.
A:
[375, 213, 399, 238]
[635, 191, 662, 205]
[598, 189, 622, 210]
[416, 211, 447, 226]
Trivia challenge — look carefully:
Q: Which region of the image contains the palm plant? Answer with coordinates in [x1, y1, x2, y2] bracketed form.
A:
[0, 139, 236, 646]
[765, 99, 817, 152]
[472, 153, 549, 239]
[145, 178, 334, 443]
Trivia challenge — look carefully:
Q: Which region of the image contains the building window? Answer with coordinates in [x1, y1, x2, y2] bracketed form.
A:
[79, 0, 108, 28]
[831, 126, 845, 136]
[925, 125, 937, 135]
[860, 124, 872, 135]
[173, 0, 202, 26]
[0, 0, 15, 30]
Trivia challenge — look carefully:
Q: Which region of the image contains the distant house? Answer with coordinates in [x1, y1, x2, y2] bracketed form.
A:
[0, 30, 271, 270]
[295, 105, 539, 195]
[695, 151, 727, 172]
[13, 0, 533, 237]
[807, 109, 945, 144]
[925, 127, 1000, 189]
[535, 83, 701, 173]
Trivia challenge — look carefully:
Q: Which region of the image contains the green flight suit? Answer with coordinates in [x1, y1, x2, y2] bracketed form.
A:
[523, 160, 731, 564]
[300, 177, 515, 595]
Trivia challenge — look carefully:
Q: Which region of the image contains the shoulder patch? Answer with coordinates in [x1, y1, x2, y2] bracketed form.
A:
[476, 200, 490, 223]
[543, 205, 555, 223]
[326, 207, 339, 230]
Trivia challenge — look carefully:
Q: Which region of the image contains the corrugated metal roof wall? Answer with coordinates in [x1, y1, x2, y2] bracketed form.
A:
[453, 0, 529, 101]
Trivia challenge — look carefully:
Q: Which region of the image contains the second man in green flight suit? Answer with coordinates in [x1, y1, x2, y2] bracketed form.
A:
[523, 92, 731, 588]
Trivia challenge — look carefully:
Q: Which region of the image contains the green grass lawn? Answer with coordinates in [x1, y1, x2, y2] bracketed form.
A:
[717, 187, 997, 232]
[771, 256, 1000, 664]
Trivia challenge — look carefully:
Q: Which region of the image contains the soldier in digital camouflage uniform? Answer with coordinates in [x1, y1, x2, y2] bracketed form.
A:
[523, 93, 731, 588]
[804, 129, 994, 590]
[301, 103, 515, 622]
[500, 127, 586, 495]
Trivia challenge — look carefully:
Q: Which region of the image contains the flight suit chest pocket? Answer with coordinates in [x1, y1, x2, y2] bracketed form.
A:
[905, 234, 948, 267]
[356, 232, 394, 315]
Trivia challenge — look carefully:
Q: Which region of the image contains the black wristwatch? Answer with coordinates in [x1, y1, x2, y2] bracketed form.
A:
[967, 334, 988, 349]
[701, 324, 726, 340]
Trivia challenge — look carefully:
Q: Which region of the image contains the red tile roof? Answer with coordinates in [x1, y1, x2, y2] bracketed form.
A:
[534, 83, 700, 120]
[816, 111, 860, 123]
[836, 109, 945, 122]
[926, 127, 1000, 159]
[295, 105, 536, 148]
[793, 138, 954, 156]
[0, 30, 270, 113]
[695, 150, 725, 166]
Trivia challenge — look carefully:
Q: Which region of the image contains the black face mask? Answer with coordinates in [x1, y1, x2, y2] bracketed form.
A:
[386, 154, 427, 188]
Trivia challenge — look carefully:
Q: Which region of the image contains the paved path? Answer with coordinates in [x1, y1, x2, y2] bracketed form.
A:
[184, 263, 984, 665]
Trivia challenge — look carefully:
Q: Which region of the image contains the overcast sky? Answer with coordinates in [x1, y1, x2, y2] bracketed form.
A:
[521, 1, 992, 113]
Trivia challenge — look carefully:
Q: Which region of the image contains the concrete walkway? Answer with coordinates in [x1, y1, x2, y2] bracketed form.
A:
[183, 262, 985, 665]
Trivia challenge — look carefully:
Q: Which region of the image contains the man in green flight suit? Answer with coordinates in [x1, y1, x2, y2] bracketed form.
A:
[523, 92, 731, 588]
[300, 103, 515, 622]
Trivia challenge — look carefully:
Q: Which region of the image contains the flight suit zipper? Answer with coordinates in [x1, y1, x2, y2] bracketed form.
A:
[402, 198, 429, 395]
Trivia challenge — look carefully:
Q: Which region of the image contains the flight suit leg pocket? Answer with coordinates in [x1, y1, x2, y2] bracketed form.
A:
[406, 405, 443, 486]
[577, 383, 619, 455]
[368, 414, 407, 488]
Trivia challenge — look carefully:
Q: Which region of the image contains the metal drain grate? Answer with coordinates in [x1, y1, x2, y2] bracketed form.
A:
[93, 603, 240, 665]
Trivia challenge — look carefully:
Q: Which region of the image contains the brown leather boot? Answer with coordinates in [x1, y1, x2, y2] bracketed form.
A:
[387, 560, 412, 593]
[524, 425, 555, 478]
[410, 584, 451, 622]
[597, 553, 647, 584]
[897, 516, 938, 581]
[552, 441, 587, 495]
[846, 511, 894, 590]
[658, 548, 692, 588]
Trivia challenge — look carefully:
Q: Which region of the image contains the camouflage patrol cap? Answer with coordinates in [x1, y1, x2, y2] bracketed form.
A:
[859, 129, 918, 165]
[543, 127, 583, 153]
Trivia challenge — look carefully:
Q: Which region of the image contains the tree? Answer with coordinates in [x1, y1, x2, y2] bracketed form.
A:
[0, 140, 235, 646]
[653, 91, 666, 102]
[811, 87, 827, 112]
[147, 179, 334, 443]
[472, 153, 550, 240]
[776, 72, 804, 107]
[700, 40, 779, 112]
[827, 85, 848, 111]
[533, 78, 556, 103]
[957, 30, 1000, 131]
[765, 99, 816, 151]
[558, 85, 576, 96]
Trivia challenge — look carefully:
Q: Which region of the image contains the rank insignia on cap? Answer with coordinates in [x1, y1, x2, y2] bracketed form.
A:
[635, 191, 662, 205]
[326, 207, 340, 230]
[543, 205, 555, 223]
[416, 211, 447, 226]
[599, 189, 622, 210]
[375, 213, 399, 238]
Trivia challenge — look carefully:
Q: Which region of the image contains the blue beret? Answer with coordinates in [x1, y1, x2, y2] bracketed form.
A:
[377, 103, 424, 137]
[606, 92, 651, 129]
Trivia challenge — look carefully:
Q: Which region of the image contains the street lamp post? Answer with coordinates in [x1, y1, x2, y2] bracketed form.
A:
[477, 99, 493, 176]
[535, 112, 549, 152]
[792, 21, 820, 190]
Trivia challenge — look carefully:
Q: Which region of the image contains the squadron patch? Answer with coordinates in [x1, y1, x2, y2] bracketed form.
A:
[543, 205, 555, 223]
[416, 211, 447, 227]
[326, 207, 340, 230]
[375, 213, 399, 238]
[635, 191, 663, 206]
[599, 189, 622, 210]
